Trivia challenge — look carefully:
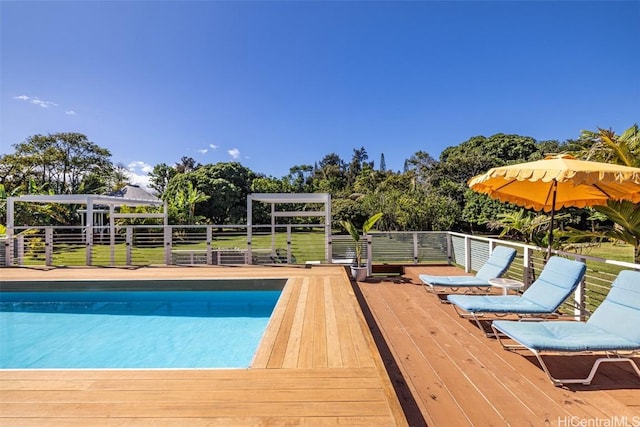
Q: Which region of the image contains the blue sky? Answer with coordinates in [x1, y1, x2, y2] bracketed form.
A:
[2, 1, 639, 187]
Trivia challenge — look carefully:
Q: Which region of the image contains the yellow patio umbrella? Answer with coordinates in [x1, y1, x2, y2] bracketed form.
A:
[468, 154, 640, 258]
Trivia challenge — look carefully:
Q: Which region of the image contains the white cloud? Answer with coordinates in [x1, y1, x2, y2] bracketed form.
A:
[197, 144, 218, 155]
[32, 98, 58, 108]
[128, 160, 153, 173]
[65, 110, 77, 116]
[228, 148, 240, 159]
[14, 95, 58, 108]
[126, 161, 153, 190]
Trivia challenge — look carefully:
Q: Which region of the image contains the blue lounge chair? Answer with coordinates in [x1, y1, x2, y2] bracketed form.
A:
[492, 270, 640, 386]
[447, 256, 587, 335]
[419, 246, 517, 293]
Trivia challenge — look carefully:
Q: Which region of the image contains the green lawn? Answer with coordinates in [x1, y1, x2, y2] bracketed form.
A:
[26, 231, 328, 266]
[574, 241, 635, 263]
[560, 241, 636, 313]
[19, 231, 636, 270]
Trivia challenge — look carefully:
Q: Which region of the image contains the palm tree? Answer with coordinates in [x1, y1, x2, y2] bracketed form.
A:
[489, 209, 565, 248]
[580, 124, 639, 167]
[574, 124, 640, 262]
[594, 201, 640, 263]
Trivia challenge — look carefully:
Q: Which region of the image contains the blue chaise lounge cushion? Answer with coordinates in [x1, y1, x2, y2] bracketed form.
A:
[420, 246, 516, 287]
[493, 270, 640, 352]
[447, 256, 586, 313]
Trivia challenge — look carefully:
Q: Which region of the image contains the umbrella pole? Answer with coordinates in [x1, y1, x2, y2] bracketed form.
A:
[546, 180, 558, 261]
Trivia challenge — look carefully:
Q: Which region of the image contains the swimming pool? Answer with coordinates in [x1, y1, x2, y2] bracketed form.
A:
[0, 280, 285, 369]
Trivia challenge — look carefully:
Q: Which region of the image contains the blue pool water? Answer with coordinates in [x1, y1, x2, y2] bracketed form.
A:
[0, 290, 281, 369]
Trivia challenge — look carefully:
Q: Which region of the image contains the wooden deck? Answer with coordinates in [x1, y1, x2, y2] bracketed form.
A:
[357, 265, 640, 426]
[2, 264, 639, 426]
[0, 265, 406, 426]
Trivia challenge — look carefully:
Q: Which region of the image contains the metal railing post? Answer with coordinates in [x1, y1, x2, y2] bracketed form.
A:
[287, 225, 292, 263]
[523, 247, 532, 287]
[575, 256, 587, 319]
[16, 234, 24, 266]
[328, 236, 333, 263]
[366, 234, 373, 276]
[464, 235, 472, 273]
[85, 226, 93, 266]
[45, 227, 53, 266]
[206, 226, 213, 265]
[413, 232, 419, 264]
[164, 226, 172, 265]
[4, 232, 13, 267]
[246, 225, 253, 265]
[126, 227, 133, 266]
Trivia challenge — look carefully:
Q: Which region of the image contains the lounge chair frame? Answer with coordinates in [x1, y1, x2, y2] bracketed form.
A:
[491, 326, 640, 386]
[452, 306, 566, 337]
[490, 270, 640, 386]
[421, 246, 517, 296]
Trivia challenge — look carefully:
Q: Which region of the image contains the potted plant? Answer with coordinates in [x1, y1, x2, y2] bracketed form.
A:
[339, 212, 383, 281]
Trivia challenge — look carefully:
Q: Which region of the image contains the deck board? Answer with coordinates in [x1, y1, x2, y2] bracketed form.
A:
[2, 264, 638, 425]
[0, 266, 407, 426]
[358, 266, 640, 424]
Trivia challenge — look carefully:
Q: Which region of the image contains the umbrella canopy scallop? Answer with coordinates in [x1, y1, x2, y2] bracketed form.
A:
[468, 155, 640, 212]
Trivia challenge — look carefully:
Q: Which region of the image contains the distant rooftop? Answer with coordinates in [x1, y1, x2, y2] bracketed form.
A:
[107, 184, 159, 202]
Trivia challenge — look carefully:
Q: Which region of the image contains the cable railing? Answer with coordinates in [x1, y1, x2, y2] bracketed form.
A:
[2, 226, 638, 318]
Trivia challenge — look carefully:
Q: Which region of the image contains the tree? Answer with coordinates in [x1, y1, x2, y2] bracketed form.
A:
[149, 163, 177, 196]
[346, 147, 372, 186]
[251, 176, 285, 194]
[404, 151, 437, 177]
[572, 124, 640, 262]
[0, 179, 70, 227]
[284, 165, 313, 193]
[314, 153, 347, 193]
[430, 134, 543, 230]
[165, 162, 255, 224]
[167, 181, 210, 224]
[488, 209, 552, 246]
[331, 198, 371, 230]
[248, 176, 287, 224]
[580, 124, 639, 167]
[593, 201, 640, 263]
[109, 163, 131, 191]
[353, 169, 388, 195]
[0, 133, 114, 195]
[461, 190, 511, 233]
[175, 156, 200, 174]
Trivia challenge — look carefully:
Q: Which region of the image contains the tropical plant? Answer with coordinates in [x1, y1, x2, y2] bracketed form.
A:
[338, 212, 383, 267]
[488, 209, 570, 247]
[562, 201, 640, 263]
[580, 124, 639, 167]
[167, 181, 210, 224]
[572, 124, 640, 262]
